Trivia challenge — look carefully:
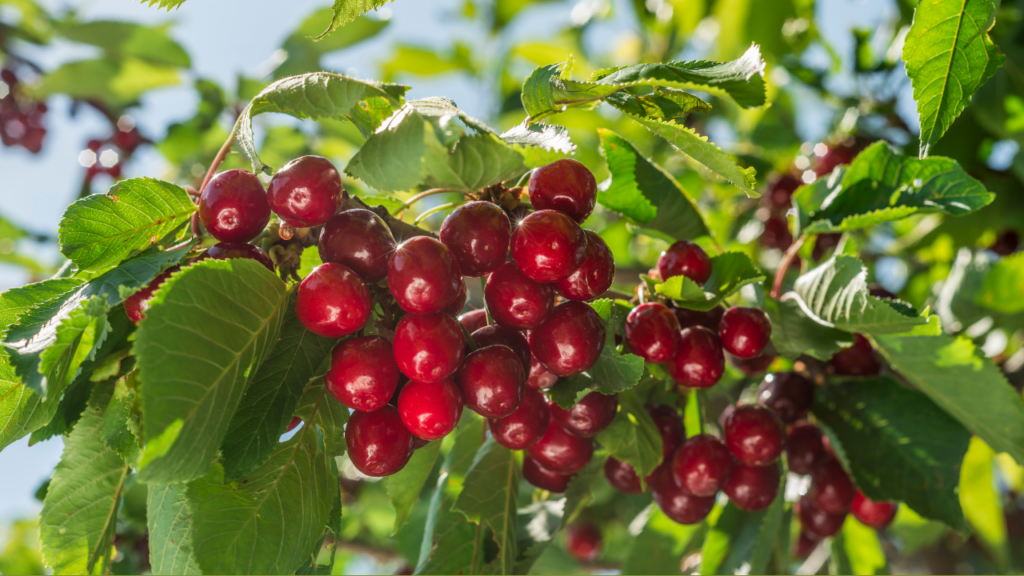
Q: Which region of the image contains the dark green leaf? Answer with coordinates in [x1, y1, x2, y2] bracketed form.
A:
[146, 483, 201, 575]
[763, 297, 852, 360]
[655, 252, 765, 311]
[295, 376, 351, 458]
[453, 438, 520, 574]
[595, 390, 662, 480]
[548, 375, 594, 409]
[605, 87, 711, 123]
[386, 440, 442, 536]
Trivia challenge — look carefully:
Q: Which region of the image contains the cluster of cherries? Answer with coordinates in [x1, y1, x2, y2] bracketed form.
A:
[0, 69, 47, 153]
[82, 121, 146, 183]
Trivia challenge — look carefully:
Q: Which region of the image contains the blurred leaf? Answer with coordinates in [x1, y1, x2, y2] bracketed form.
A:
[492, 0, 560, 30]
[0, 519, 44, 576]
[139, 0, 187, 8]
[386, 441, 441, 536]
[147, 483, 201, 575]
[714, 0, 796, 61]
[58, 20, 190, 67]
[655, 252, 765, 311]
[623, 508, 704, 575]
[700, 490, 784, 576]
[382, 43, 476, 81]
[763, 297, 852, 360]
[499, 121, 576, 168]
[0, 213, 30, 241]
[317, 0, 394, 40]
[453, 438, 520, 574]
[595, 389, 662, 481]
[831, 517, 887, 575]
[976, 252, 1024, 313]
[277, 11, 388, 78]
[38, 57, 181, 106]
[959, 438, 1009, 569]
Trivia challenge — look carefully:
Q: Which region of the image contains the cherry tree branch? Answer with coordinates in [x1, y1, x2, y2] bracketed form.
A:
[770, 235, 806, 299]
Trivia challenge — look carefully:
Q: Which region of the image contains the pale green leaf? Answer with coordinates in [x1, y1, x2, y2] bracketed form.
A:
[595, 389, 662, 481]
[453, 438, 520, 574]
[622, 508, 705, 575]
[655, 252, 765, 311]
[317, 0, 394, 39]
[146, 483, 201, 575]
[763, 297, 852, 360]
[700, 495, 783, 576]
[976, 252, 1024, 313]
[831, 517, 887, 575]
[38, 57, 182, 106]
[959, 437, 1009, 569]
[386, 441, 442, 536]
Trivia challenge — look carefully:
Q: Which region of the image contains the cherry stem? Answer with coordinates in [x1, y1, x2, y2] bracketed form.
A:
[413, 200, 467, 224]
[480, 277, 493, 326]
[770, 235, 806, 299]
[396, 188, 463, 215]
[696, 390, 706, 435]
[199, 118, 240, 195]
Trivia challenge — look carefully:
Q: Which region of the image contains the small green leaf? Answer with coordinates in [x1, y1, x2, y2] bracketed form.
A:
[623, 508, 705, 575]
[605, 87, 712, 123]
[57, 20, 191, 67]
[139, 0, 186, 9]
[595, 390, 662, 480]
[295, 376, 351, 458]
[423, 133, 527, 192]
[146, 483, 201, 575]
[38, 58, 183, 107]
[831, 517, 888, 575]
[317, 0, 394, 39]
[655, 252, 765, 311]
[976, 252, 1024, 314]
[700, 498, 782, 576]
[499, 121, 576, 168]
[959, 438, 1010, 569]
[763, 298, 852, 360]
[453, 438, 520, 574]
[386, 440, 442, 536]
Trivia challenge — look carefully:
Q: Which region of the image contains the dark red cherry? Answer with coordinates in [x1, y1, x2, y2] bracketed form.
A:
[345, 405, 415, 477]
[604, 456, 644, 494]
[724, 404, 785, 466]
[671, 434, 732, 497]
[554, 231, 615, 301]
[756, 372, 814, 424]
[295, 263, 371, 338]
[285, 416, 302, 433]
[549, 392, 617, 438]
[443, 278, 468, 316]
[397, 378, 463, 440]
[651, 466, 716, 525]
[526, 355, 559, 390]
[526, 419, 594, 474]
[673, 304, 725, 332]
[489, 387, 550, 450]
[456, 345, 526, 418]
[528, 158, 597, 224]
[439, 201, 511, 277]
[393, 313, 466, 384]
[792, 530, 820, 559]
[266, 155, 343, 227]
[851, 491, 897, 529]
[458, 309, 489, 334]
[528, 301, 605, 377]
[647, 404, 685, 461]
[471, 325, 530, 371]
[510, 210, 588, 283]
[319, 209, 396, 283]
[724, 462, 780, 511]
[199, 169, 271, 242]
[484, 262, 554, 330]
[523, 456, 573, 493]
[666, 326, 724, 388]
[565, 522, 602, 563]
[768, 174, 801, 208]
[830, 334, 882, 376]
[195, 241, 274, 272]
[786, 421, 827, 475]
[657, 240, 712, 285]
[719, 307, 772, 358]
[796, 495, 846, 538]
[625, 302, 681, 363]
[731, 353, 777, 376]
[325, 336, 400, 413]
[124, 266, 178, 325]
[388, 237, 462, 315]
[810, 458, 856, 513]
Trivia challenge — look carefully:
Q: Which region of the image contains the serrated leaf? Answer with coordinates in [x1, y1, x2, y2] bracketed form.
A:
[763, 298, 852, 360]
[424, 133, 527, 192]
[386, 441, 441, 536]
[605, 87, 712, 122]
[100, 373, 142, 467]
[295, 376, 351, 458]
[655, 252, 765, 311]
[317, 0, 394, 39]
[595, 389, 662, 480]
[146, 483, 201, 575]
[37, 296, 111, 396]
[590, 301, 645, 394]
[453, 438, 520, 574]
[499, 121, 575, 168]
[0, 279, 84, 333]
[699, 494, 782, 576]
[344, 106, 429, 191]
[139, 0, 186, 9]
[976, 252, 1024, 314]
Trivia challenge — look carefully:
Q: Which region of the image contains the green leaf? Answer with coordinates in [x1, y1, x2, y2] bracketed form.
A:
[38, 57, 182, 106]
[623, 508, 705, 575]
[699, 494, 784, 576]
[39, 385, 130, 575]
[146, 483, 201, 575]
[453, 438, 520, 574]
[748, 490, 786, 576]
[831, 517, 888, 575]
[317, 0, 394, 39]
[423, 133, 527, 192]
[0, 279, 84, 333]
[277, 11, 388, 79]
[386, 441, 442, 536]
[903, 0, 1004, 156]
[139, 0, 186, 9]
[295, 376, 350, 458]
[36, 296, 111, 396]
[976, 252, 1024, 314]
[135, 259, 290, 484]
[959, 438, 1010, 569]
[589, 300, 645, 394]
[499, 122, 576, 168]
[344, 108, 429, 191]
[100, 372, 142, 467]
[57, 20, 190, 67]
[763, 297, 852, 360]
[605, 87, 712, 123]
[595, 390, 662, 481]
[655, 252, 765, 311]
[58, 178, 196, 273]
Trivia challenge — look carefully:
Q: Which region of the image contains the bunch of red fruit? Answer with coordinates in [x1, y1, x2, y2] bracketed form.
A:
[0, 69, 47, 153]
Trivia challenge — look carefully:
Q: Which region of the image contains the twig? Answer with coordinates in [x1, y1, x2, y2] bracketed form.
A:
[396, 188, 463, 216]
[199, 116, 241, 195]
[770, 235, 806, 299]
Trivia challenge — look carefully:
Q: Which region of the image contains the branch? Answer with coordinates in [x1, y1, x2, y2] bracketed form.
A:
[338, 191, 436, 242]
[771, 235, 806, 299]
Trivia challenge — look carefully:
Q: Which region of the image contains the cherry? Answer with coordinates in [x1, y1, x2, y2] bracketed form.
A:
[648, 404, 685, 461]
[319, 209, 396, 283]
[484, 262, 554, 330]
[851, 491, 897, 529]
[325, 336, 400, 413]
[796, 495, 846, 538]
[199, 169, 271, 243]
[345, 405, 415, 477]
[554, 231, 615, 301]
[510, 210, 588, 283]
[768, 174, 801, 208]
[523, 456, 573, 493]
[393, 312, 466, 383]
[625, 302, 681, 363]
[756, 372, 814, 424]
[671, 434, 732, 497]
[565, 522, 602, 563]
[786, 421, 827, 475]
[526, 419, 594, 474]
[810, 458, 855, 513]
[604, 456, 644, 494]
[443, 278, 468, 316]
[723, 462, 780, 511]
[266, 155, 343, 228]
[724, 404, 784, 466]
[439, 201, 511, 277]
[792, 530, 820, 559]
[195, 241, 274, 272]
[388, 237, 462, 315]
[673, 304, 725, 332]
[124, 266, 178, 325]
[719, 307, 771, 358]
[528, 158, 597, 224]
[113, 126, 143, 153]
[830, 334, 882, 376]
[666, 326, 724, 388]
[657, 240, 712, 285]
[471, 325, 531, 371]
[528, 301, 605, 377]
[295, 263, 372, 338]
[526, 355, 559, 390]
[285, 416, 302, 433]
[489, 387, 550, 450]
[821, 434, 837, 458]
[456, 345, 526, 418]
[760, 216, 793, 250]
[731, 353, 777, 376]
[549, 392, 617, 438]
[651, 466, 716, 525]
[990, 229, 1020, 256]
[458, 309, 489, 334]
[398, 378, 463, 440]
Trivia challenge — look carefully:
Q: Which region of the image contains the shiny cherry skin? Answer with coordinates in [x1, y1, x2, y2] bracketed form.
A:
[830, 334, 882, 376]
[527, 419, 594, 474]
[554, 231, 615, 301]
[657, 240, 712, 285]
[810, 458, 856, 513]
[666, 326, 724, 388]
[851, 491, 898, 529]
[388, 236, 462, 315]
[651, 466, 716, 525]
[724, 404, 785, 466]
[443, 277, 468, 316]
[393, 313, 466, 384]
[319, 209, 396, 282]
[731, 353, 777, 376]
[510, 210, 588, 283]
[673, 304, 725, 332]
[604, 456, 644, 494]
[549, 392, 617, 438]
[648, 404, 685, 461]
[199, 169, 271, 243]
[796, 495, 846, 538]
[719, 307, 772, 358]
[565, 522, 602, 563]
[724, 462, 780, 511]
[528, 301, 605, 377]
[484, 262, 554, 330]
[528, 158, 597, 224]
[296, 263, 372, 338]
[345, 405, 415, 477]
[489, 387, 550, 450]
[195, 241, 274, 272]
[285, 416, 302, 433]
[124, 266, 178, 325]
[397, 378, 463, 440]
[439, 201, 511, 277]
[457, 345, 526, 418]
[625, 302, 681, 363]
[671, 434, 732, 497]
[325, 336, 400, 413]
[471, 325, 530, 371]
[526, 355, 559, 390]
[786, 421, 827, 475]
[458, 309, 489, 334]
[266, 155, 342, 227]
[757, 372, 814, 424]
[523, 456, 573, 493]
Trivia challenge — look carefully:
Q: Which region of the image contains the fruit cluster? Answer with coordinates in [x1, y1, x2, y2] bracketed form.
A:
[0, 69, 47, 153]
[81, 119, 146, 183]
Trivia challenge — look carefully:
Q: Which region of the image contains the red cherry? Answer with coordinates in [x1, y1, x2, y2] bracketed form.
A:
[295, 263, 371, 338]
[456, 345, 526, 418]
[651, 466, 716, 525]
[285, 416, 302, 433]
[123, 266, 178, 325]
[724, 462, 780, 511]
[86, 138, 103, 152]
[113, 127, 143, 153]
[604, 456, 644, 494]
[554, 231, 615, 301]
[647, 404, 685, 461]
[768, 175, 801, 208]
[319, 209, 396, 283]
[719, 306, 771, 358]
[625, 302, 681, 363]
[443, 278, 468, 316]
[792, 530, 820, 559]
[523, 456, 572, 493]
[724, 404, 784, 466]
[398, 378, 463, 440]
[439, 201, 511, 277]
[345, 405, 415, 477]
[760, 215, 793, 250]
[657, 240, 712, 284]
[267, 155, 342, 227]
[666, 326, 724, 388]
[489, 387, 550, 450]
[731, 353, 777, 376]
[851, 491, 897, 529]
[528, 301, 605, 377]
[484, 262, 554, 330]
[670, 434, 732, 497]
[458, 309, 489, 334]
[388, 237, 462, 315]
[393, 313, 466, 384]
[786, 421, 827, 475]
[510, 210, 588, 283]
[548, 392, 617, 438]
[796, 495, 846, 538]
[526, 419, 594, 474]
[829, 334, 882, 376]
[325, 336, 400, 413]
[194, 241, 274, 272]
[810, 458, 855, 513]
[526, 355, 559, 390]
[673, 304, 725, 332]
[565, 522, 602, 563]
[528, 158, 597, 224]
[471, 325, 530, 371]
[199, 169, 271, 243]
[756, 372, 814, 424]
